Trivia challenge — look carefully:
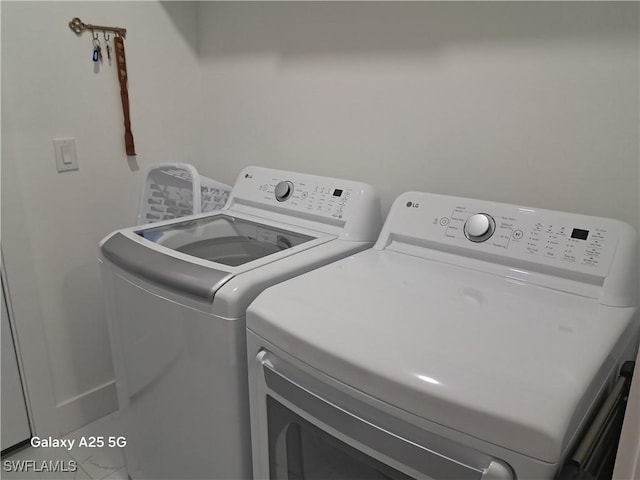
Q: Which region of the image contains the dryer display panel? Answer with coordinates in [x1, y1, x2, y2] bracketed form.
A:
[137, 215, 314, 267]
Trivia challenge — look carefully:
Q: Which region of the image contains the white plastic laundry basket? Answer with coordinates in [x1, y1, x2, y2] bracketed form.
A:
[137, 163, 231, 225]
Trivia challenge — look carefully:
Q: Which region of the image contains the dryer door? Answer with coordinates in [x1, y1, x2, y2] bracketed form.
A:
[253, 351, 513, 480]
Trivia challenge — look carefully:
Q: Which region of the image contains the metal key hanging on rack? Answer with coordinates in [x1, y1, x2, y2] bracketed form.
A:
[91, 31, 102, 64]
[104, 32, 112, 65]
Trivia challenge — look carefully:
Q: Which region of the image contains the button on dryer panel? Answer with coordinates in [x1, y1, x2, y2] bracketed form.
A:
[464, 214, 496, 243]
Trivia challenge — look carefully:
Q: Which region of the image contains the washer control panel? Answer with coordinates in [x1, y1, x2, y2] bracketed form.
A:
[260, 179, 352, 220]
[229, 167, 366, 222]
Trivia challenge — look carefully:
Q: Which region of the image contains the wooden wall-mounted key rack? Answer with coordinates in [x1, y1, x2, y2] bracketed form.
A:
[68, 17, 136, 156]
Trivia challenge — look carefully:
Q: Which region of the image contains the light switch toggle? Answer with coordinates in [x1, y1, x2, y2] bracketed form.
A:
[53, 138, 78, 172]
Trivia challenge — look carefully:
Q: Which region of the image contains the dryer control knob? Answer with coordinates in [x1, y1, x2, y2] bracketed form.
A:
[274, 181, 294, 202]
[464, 213, 496, 242]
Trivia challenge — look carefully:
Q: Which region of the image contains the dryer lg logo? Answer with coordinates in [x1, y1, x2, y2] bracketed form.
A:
[406, 201, 420, 208]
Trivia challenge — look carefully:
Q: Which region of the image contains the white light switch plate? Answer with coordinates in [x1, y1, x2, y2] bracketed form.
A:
[53, 138, 78, 172]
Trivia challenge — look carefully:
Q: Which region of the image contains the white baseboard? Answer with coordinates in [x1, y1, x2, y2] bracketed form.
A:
[56, 380, 118, 436]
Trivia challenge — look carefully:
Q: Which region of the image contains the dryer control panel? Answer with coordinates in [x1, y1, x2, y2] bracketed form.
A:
[377, 192, 638, 306]
[440, 204, 612, 271]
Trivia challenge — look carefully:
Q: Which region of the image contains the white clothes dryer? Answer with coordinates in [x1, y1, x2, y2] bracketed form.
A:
[247, 192, 639, 480]
[99, 166, 381, 480]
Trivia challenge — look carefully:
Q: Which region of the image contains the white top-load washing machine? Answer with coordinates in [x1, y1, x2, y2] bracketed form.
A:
[246, 192, 639, 480]
[99, 166, 381, 480]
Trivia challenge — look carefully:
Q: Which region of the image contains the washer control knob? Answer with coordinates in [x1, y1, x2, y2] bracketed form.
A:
[464, 213, 496, 242]
[274, 181, 294, 202]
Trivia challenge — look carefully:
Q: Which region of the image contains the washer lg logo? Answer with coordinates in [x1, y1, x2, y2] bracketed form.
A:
[406, 202, 420, 208]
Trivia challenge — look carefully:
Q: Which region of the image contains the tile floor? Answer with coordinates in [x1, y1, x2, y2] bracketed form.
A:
[2, 412, 127, 480]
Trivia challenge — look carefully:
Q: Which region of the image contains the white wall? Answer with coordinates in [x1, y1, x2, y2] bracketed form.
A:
[2, 1, 203, 435]
[197, 2, 639, 232]
[2, 0, 639, 439]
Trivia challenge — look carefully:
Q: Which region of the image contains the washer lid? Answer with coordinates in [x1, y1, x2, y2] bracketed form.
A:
[137, 214, 314, 267]
[247, 248, 639, 464]
[101, 213, 323, 302]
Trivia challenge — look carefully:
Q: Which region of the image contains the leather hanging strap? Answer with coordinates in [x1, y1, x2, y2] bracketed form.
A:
[114, 35, 136, 156]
